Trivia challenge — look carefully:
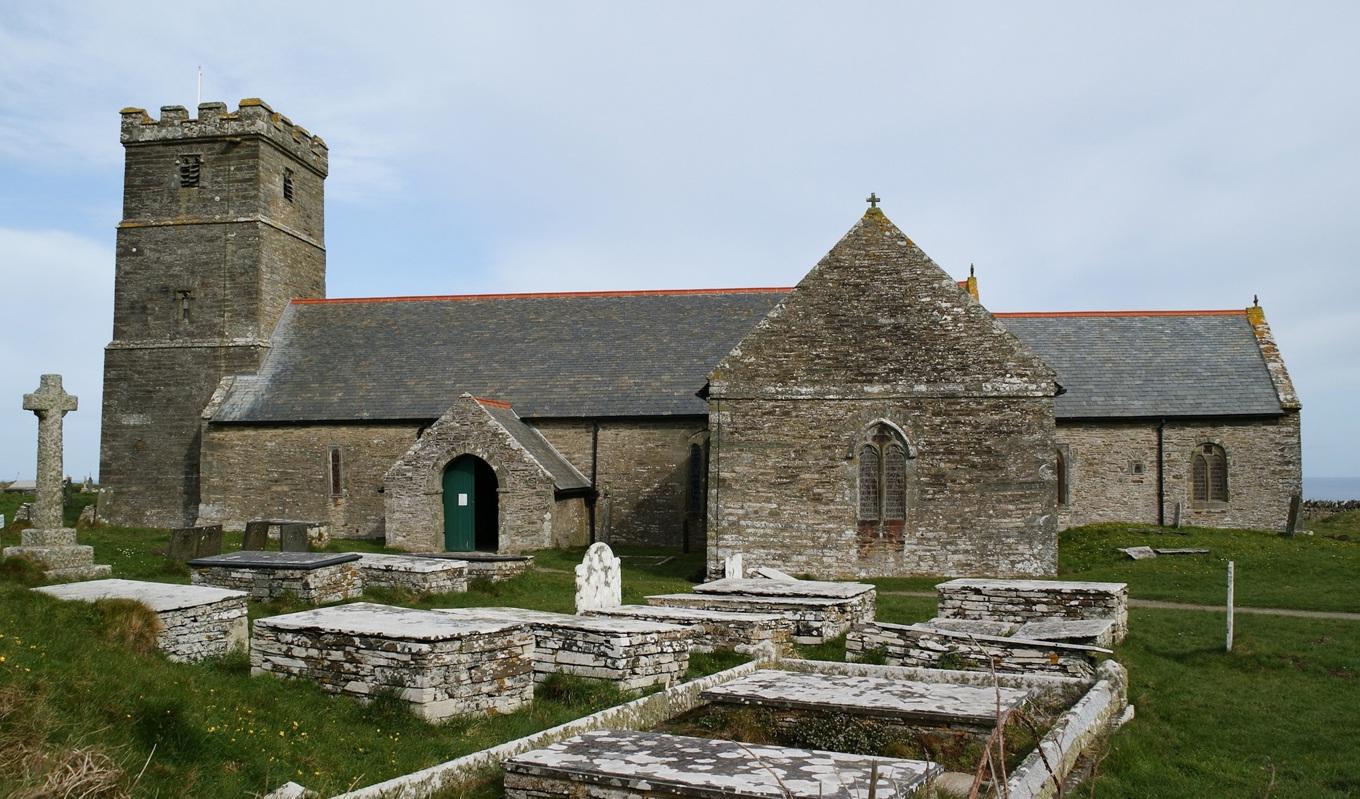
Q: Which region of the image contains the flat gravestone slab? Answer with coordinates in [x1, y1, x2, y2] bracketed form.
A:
[1014, 618, 1116, 643]
[257, 602, 523, 639]
[436, 606, 687, 635]
[701, 670, 1028, 726]
[694, 577, 873, 599]
[925, 618, 1019, 636]
[188, 551, 360, 570]
[1153, 548, 1210, 556]
[505, 729, 939, 798]
[648, 592, 849, 608]
[590, 605, 786, 624]
[418, 552, 531, 562]
[34, 578, 246, 611]
[359, 553, 468, 573]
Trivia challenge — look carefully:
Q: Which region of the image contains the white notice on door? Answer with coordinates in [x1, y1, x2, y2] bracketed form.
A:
[458, 493, 469, 506]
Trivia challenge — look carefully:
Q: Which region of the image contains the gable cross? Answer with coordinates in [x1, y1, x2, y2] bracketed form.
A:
[866, 192, 880, 209]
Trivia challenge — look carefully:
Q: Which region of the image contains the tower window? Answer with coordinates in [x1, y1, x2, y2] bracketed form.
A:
[178, 154, 201, 188]
[176, 289, 193, 323]
[283, 169, 295, 202]
[329, 446, 343, 496]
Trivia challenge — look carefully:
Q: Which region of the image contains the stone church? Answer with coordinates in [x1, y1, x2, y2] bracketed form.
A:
[98, 100, 1302, 578]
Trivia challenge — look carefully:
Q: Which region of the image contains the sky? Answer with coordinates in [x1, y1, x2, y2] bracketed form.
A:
[0, 2, 1356, 484]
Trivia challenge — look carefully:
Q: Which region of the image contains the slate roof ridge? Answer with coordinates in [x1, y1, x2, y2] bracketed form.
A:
[995, 309, 1247, 319]
[465, 394, 591, 491]
[291, 286, 795, 305]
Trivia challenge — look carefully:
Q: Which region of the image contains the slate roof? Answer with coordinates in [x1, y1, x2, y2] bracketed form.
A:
[476, 399, 590, 491]
[211, 291, 1285, 424]
[997, 312, 1284, 418]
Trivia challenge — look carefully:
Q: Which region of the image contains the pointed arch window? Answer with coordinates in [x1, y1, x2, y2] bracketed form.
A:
[857, 422, 913, 535]
[1191, 443, 1228, 505]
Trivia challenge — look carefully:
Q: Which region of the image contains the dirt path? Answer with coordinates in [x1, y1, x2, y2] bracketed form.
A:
[878, 590, 1360, 620]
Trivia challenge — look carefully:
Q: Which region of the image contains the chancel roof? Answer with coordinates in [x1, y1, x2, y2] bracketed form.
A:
[211, 291, 1286, 424]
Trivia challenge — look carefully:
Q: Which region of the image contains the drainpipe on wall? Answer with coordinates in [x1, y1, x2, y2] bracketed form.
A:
[588, 421, 600, 544]
[1157, 418, 1167, 526]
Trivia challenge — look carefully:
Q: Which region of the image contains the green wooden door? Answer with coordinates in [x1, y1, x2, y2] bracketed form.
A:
[442, 459, 476, 551]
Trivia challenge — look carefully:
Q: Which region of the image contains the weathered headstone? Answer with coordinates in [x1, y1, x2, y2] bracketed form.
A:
[242, 521, 270, 551]
[1, 375, 110, 579]
[574, 541, 621, 613]
[279, 523, 311, 552]
[0, 514, 5, 529]
[723, 552, 744, 579]
[1284, 494, 1302, 538]
[14, 502, 32, 523]
[1172, 501, 1183, 528]
[198, 525, 224, 557]
[76, 504, 97, 528]
[167, 528, 201, 562]
[80, 477, 95, 494]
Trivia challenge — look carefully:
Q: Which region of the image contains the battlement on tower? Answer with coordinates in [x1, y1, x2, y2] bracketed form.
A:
[120, 99, 328, 175]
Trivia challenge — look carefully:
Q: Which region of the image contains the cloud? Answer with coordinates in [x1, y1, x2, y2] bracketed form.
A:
[0, 228, 112, 481]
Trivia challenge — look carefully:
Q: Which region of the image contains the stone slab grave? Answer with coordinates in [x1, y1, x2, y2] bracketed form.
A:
[1, 375, 111, 580]
[166, 525, 224, 562]
[252, 602, 534, 721]
[437, 607, 693, 690]
[503, 729, 941, 799]
[34, 578, 247, 662]
[646, 577, 876, 644]
[358, 553, 468, 595]
[702, 669, 1029, 733]
[418, 551, 534, 582]
[189, 551, 363, 604]
[937, 578, 1129, 644]
[847, 621, 1113, 679]
[586, 605, 795, 655]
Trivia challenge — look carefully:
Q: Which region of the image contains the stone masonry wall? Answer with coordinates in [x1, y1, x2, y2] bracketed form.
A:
[198, 422, 418, 537]
[708, 397, 1058, 579]
[1056, 412, 1301, 532]
[101, 101, 327, 528]
[533, 419, 708, 548]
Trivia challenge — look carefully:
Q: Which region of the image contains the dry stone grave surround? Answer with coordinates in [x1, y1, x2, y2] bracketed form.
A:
[357, 553, 469, 595]
[417, 552, 534, 582]
[34, 579, 247, 662]
[846, 620, 1112, 679]
[436, 607, 693, 690]
[584, 605, 795, 655]
[646, 577, 876, 644]
[936, 578, 1129, 643]
[251, 602, 534, 721]
[189, 551, 363, 604]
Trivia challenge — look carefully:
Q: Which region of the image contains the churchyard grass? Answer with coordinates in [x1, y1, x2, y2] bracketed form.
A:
[3, 507, 1359, 795]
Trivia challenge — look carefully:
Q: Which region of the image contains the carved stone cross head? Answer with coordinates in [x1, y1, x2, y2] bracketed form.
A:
[23, 374, 78, 417]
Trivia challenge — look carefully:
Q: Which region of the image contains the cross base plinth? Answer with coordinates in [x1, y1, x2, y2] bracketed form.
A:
[4, 529, 112, 580]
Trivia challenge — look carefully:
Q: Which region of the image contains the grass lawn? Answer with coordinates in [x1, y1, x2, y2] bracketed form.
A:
[2, 500, 1358, 796]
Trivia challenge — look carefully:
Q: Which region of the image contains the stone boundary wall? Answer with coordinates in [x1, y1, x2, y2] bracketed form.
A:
[937, 579, 1128, 643]
[329, 659, 766, 799]
[191, 562, 363, 604]
[845, 622, 1107, 679]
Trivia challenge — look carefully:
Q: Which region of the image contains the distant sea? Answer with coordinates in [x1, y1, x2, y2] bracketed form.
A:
[1305, 477, 1360, 501]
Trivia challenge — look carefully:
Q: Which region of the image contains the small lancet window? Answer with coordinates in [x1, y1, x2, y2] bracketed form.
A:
[178, 154, 201, 187]
[176, 290, 192, 323]
[329, 446, 343, 496]
[1191, 443, 1228, 505]
[283, 169, 295, 202]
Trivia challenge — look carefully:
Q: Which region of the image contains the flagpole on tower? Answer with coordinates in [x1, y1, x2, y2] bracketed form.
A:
[197, 66, 203, 106]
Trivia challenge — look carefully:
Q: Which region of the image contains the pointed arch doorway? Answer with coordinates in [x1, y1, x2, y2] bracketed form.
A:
[442, 455, 499, 551]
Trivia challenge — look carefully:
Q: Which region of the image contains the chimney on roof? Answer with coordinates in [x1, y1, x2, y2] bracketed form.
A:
[964, 264, 980, 301]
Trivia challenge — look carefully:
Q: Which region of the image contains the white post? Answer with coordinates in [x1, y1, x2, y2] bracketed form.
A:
[1226, 560, 1235, 652]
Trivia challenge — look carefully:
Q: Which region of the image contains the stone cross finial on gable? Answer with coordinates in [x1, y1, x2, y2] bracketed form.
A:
[865, 192, 880, 209]
[23, 374, 78, 531]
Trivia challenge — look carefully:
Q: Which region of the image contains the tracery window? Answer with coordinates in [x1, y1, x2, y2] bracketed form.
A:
[857, 423, 912, 534]
[1191, 443, 1228, 505]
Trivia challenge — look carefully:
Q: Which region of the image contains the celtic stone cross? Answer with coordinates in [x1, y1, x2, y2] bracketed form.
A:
[23, 374, 78, 530]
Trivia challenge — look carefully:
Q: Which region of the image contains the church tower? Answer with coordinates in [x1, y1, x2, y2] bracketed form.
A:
[99, 100, 327, 527]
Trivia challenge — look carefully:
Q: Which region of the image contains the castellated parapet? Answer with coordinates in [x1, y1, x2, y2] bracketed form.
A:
[120, 99, 328, 175]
